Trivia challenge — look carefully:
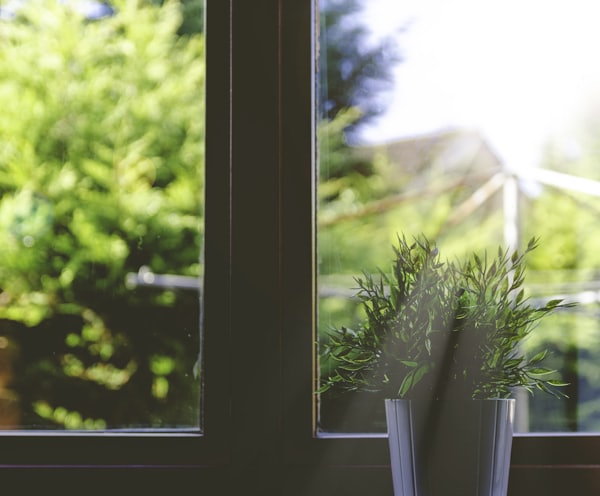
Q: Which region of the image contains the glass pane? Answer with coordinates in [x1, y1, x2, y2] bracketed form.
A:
[317, 0, 600, 433]
[0, 0, 204, 430]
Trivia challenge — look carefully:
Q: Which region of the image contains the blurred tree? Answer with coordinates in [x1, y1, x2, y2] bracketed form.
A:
[151, 0, 203, 35]
[319, 0, 400, 139]
[317, 0, 403, 220]
[178, 0, 203, 35]
[0, 0, 204, 429]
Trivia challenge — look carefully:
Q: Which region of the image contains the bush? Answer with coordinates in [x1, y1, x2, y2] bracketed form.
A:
[0, 0, 204, 428]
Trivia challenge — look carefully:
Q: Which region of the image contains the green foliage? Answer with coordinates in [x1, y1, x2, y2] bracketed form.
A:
[320, 235, 575, 400]
[319, 0, 399, 136]
[152, 0, 204, 35]
[316, 0, 401, 222]
[0, 0, 203, 428]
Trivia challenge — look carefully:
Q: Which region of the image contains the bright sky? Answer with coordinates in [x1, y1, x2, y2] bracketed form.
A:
[358, 0, 600, 169]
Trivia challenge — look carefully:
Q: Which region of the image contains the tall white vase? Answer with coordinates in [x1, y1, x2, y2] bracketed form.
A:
[385, 399, 515, 496]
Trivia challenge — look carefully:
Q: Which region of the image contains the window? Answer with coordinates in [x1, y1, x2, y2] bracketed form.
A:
[317, 0, 600, 434]
[314, 0, 600, 493]
[0, 0, 226, 481]
[0, 0, 204, 431]
[0, 1, 599, 494]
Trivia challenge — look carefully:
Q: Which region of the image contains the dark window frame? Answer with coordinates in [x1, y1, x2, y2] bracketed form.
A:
[0, 0, 231, 476]
[1, 1, 600, 494]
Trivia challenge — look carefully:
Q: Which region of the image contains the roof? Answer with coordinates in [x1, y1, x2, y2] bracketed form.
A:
[358, 128, 504, 181]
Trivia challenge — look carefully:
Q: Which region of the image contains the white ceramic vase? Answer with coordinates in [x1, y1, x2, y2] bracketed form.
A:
[385, 398, 515, 496]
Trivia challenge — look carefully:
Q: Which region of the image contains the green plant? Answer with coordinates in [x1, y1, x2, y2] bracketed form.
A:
[320, 235, 574, 400]
[0, 0, 204, 428]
